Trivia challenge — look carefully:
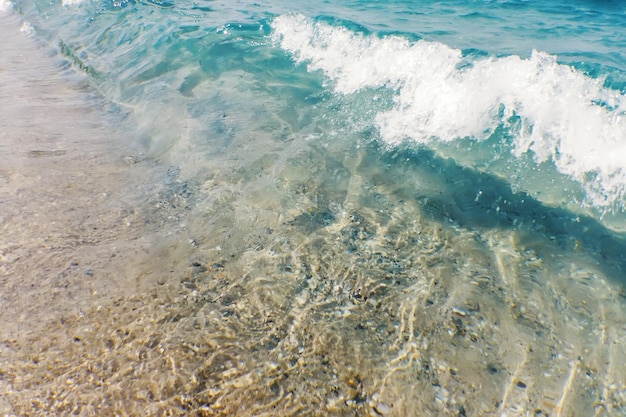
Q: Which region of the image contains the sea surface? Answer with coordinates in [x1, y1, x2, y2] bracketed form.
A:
[2, 0, 626, 415]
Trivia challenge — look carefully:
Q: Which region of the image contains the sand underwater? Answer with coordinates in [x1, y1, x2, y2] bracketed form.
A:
[2, 5, 626, 417]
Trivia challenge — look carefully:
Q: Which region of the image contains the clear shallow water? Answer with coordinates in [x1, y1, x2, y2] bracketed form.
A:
[2, 0, 626, 415]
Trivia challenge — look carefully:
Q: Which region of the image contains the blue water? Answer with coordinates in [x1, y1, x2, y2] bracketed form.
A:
[10, 0, 626, 221]
[4, 0, 626, 415]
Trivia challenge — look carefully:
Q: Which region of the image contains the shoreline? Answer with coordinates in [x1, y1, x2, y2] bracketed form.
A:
[2, 8, 626, 417]
[0, 10, 170, 360]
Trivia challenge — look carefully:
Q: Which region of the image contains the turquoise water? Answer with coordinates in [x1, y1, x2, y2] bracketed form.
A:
[3, 0, 626, 415]
[10, 0, 626, 222]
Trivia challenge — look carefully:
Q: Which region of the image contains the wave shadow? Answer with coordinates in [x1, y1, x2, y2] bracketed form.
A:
[371, 144, 626, 284]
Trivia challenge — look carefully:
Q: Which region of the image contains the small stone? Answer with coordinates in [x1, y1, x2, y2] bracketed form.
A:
[373, 402, 392, 415]
[182, 280, 197, 290]
[123, 155, 138, 165]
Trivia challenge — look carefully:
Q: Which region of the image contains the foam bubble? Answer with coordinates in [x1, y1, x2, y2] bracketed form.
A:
[20, 22, 34, 35]
[272, 14, 626, 212]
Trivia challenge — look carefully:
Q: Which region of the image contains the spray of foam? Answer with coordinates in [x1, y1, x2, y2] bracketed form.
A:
[272, 14, 626, 210]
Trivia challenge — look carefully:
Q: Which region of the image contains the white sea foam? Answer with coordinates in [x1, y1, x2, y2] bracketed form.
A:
[0, 0, 12, 12]
[62, 0, 85, 6]
[20, 22, 34, 35]
[272, 14, 626, 211]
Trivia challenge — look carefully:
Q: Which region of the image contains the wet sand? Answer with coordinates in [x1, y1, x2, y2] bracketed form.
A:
[2, 11, 626, 417]
[0, 13, 190, 413]
[0, 12, 156, 334]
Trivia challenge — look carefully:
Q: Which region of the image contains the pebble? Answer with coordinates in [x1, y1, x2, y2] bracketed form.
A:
[373, 402, 392, 415]
[123, 155, 138, 165]
[167, 166, 180, 177]
[452, 307, 469, 317]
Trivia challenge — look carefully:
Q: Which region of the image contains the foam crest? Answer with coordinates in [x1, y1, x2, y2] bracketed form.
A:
[272, 14, 626, 211]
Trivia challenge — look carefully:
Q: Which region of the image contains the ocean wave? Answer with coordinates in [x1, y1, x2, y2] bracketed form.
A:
[272, 14, 626, 214]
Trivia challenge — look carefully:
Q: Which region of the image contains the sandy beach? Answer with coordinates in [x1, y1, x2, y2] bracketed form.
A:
[2, 7, 626, 417]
